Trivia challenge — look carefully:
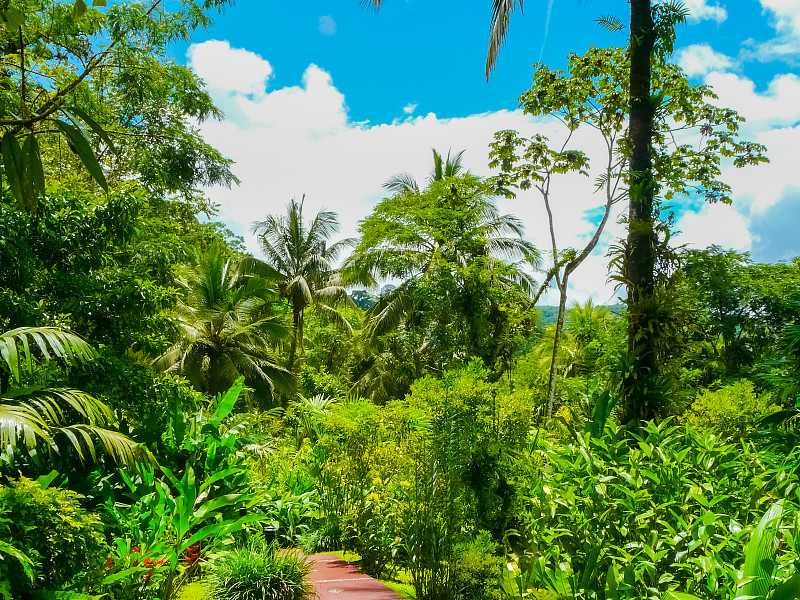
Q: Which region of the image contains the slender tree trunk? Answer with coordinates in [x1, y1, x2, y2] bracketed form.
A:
[545, 273, 569, 421]
[289, 304, 303, 373]
[623, 0, 657, 425]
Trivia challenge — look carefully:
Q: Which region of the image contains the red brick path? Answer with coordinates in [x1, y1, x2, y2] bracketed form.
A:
[307, 553, 403, 600]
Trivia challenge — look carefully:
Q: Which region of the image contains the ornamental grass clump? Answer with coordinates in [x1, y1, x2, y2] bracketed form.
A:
[205, 536, 314, 600]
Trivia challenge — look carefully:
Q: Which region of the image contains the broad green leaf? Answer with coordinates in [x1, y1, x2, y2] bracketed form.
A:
[53, 119, 108, 191]
[663, 592, 704, 600]
[65, 106, 116, 152]
[73, 0, 87, 20]
[210, 377, 244, 427]
[1, 8, 25, 29]
[772, 573, 800, 600]
[22, 134, 45, 201]
[1, 132, 25, 210]
[742, 500, 784, 600]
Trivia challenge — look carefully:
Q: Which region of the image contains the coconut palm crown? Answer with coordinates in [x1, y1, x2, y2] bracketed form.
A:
[155, 243, 293, 407]
[249, 196, 356, 372]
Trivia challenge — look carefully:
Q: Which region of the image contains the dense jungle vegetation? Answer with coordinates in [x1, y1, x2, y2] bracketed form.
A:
[0, 1, 798, 599]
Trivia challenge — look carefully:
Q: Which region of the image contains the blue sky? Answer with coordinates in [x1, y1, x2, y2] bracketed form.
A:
[178, 0, 800, 303]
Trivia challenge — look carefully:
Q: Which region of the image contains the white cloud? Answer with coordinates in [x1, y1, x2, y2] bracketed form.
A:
[683, 0, 727, 24]
[403, 102, 418, 114]
[703, 70, 800, 127]
[686, 68, 800, 256]
[187, 39, 800, 302]
[674, 203, 752, 251]
[188, 40, 626, 304]
[742, 0, 800, 63]
[319, 15, 337, 36]
[677, 44, 736, 77]
[187, 41, 272, 97]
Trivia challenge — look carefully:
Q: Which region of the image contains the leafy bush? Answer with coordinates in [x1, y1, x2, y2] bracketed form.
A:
[297, 517, 341, 554]
[451, 532, 503, 600]
[513, 420, 791, 600]
[0, 477, 107, 596]
[206, 536, 314, 600]
[684, 379, 776, 438]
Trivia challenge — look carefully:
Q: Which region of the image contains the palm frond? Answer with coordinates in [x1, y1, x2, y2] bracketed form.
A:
[384, 172, 419, 195]
[597, 15, 624, 32]
[486, 0, 522, 80]
[55, 424, 144, 468]
[363, 287, 418, 344]
[286, 275, 314, 307]
[315, 303, 355, 336]
[9, 387, 116, 427]
[0, 327, 97, 383]
[0, 403, 47, 451]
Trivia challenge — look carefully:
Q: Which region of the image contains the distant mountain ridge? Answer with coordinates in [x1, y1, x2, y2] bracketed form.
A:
[537, 304, 625, 325]
[350, 290, 623, 324]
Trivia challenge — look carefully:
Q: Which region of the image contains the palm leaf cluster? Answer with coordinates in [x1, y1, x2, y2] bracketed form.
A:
[350, 150, 540, 347]
[348, 149, 541, 401]
[155, 244, 293, 407]
[250, 196, 355, 371]
[0, 327, 139, 466]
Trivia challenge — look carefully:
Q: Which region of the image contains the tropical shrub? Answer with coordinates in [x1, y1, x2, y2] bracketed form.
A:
[0, 477, 107, 596]
[512, 420, 789, 599]
[451, 532, 504, 600]
[206, 537, 314, 600]
[684, 379, 777, 438]
[297, 517, 342, 554]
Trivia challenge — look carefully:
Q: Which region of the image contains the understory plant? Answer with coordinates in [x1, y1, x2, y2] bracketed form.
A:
[205, 536, 314, 600]
[0, 477, 107, 598]
[509, 419, 794, 599]
[102, 379, 266, 599]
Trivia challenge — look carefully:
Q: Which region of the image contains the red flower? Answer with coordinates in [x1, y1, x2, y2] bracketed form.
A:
[104, 556, 115, 571]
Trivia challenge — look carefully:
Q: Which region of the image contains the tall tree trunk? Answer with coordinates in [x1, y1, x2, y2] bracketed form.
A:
[545, 273, 570, 421]
[623, 0, 657, 425]
[289, 304, 303, 373]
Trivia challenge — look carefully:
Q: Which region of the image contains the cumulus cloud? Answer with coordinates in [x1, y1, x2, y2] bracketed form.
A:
[187, 40, 272, 97]
[319, 15, 337, 36]
[704, 71, 800, 127]
[742, 0, 800, 63]
[683, 0, 727, 24]
[187, 39, 800, 303]
[674, 203, 752, 252]
[677, 44, 736, 77]
[403, 102, 418, 114]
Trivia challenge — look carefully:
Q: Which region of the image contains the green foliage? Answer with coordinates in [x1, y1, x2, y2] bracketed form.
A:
[103, 379, 266, 599]
[513, 420, 793, 599]
[451, 532, 503, 600]
[684, 380, 777, 439]
[1, 0, 236, 211]
[154, 243, 292, 406]
[0, 477, 107, 596]
[205, 538, 314, 600]
[0, 325, 141, 470]
[249, 196, 355, 373]
[682, 247, 800, 378]
[347, 154, 540, 399]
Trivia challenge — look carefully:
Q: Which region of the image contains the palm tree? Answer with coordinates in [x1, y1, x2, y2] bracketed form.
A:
[154, 243, 293, 407]
[249, 197, 355, 373]
[347, 149, 540, 398]
[0, 327, 140, 467]
[362, 0, 684, 425]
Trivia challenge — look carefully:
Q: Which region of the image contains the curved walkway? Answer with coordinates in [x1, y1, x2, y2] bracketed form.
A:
[307, 553, 403, 600]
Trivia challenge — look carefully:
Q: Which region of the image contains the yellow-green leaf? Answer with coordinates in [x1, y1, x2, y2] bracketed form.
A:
[53, 119, 108, 191]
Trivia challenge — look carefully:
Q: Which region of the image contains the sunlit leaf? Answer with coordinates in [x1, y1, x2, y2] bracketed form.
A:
[53, 119, 108, 191]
